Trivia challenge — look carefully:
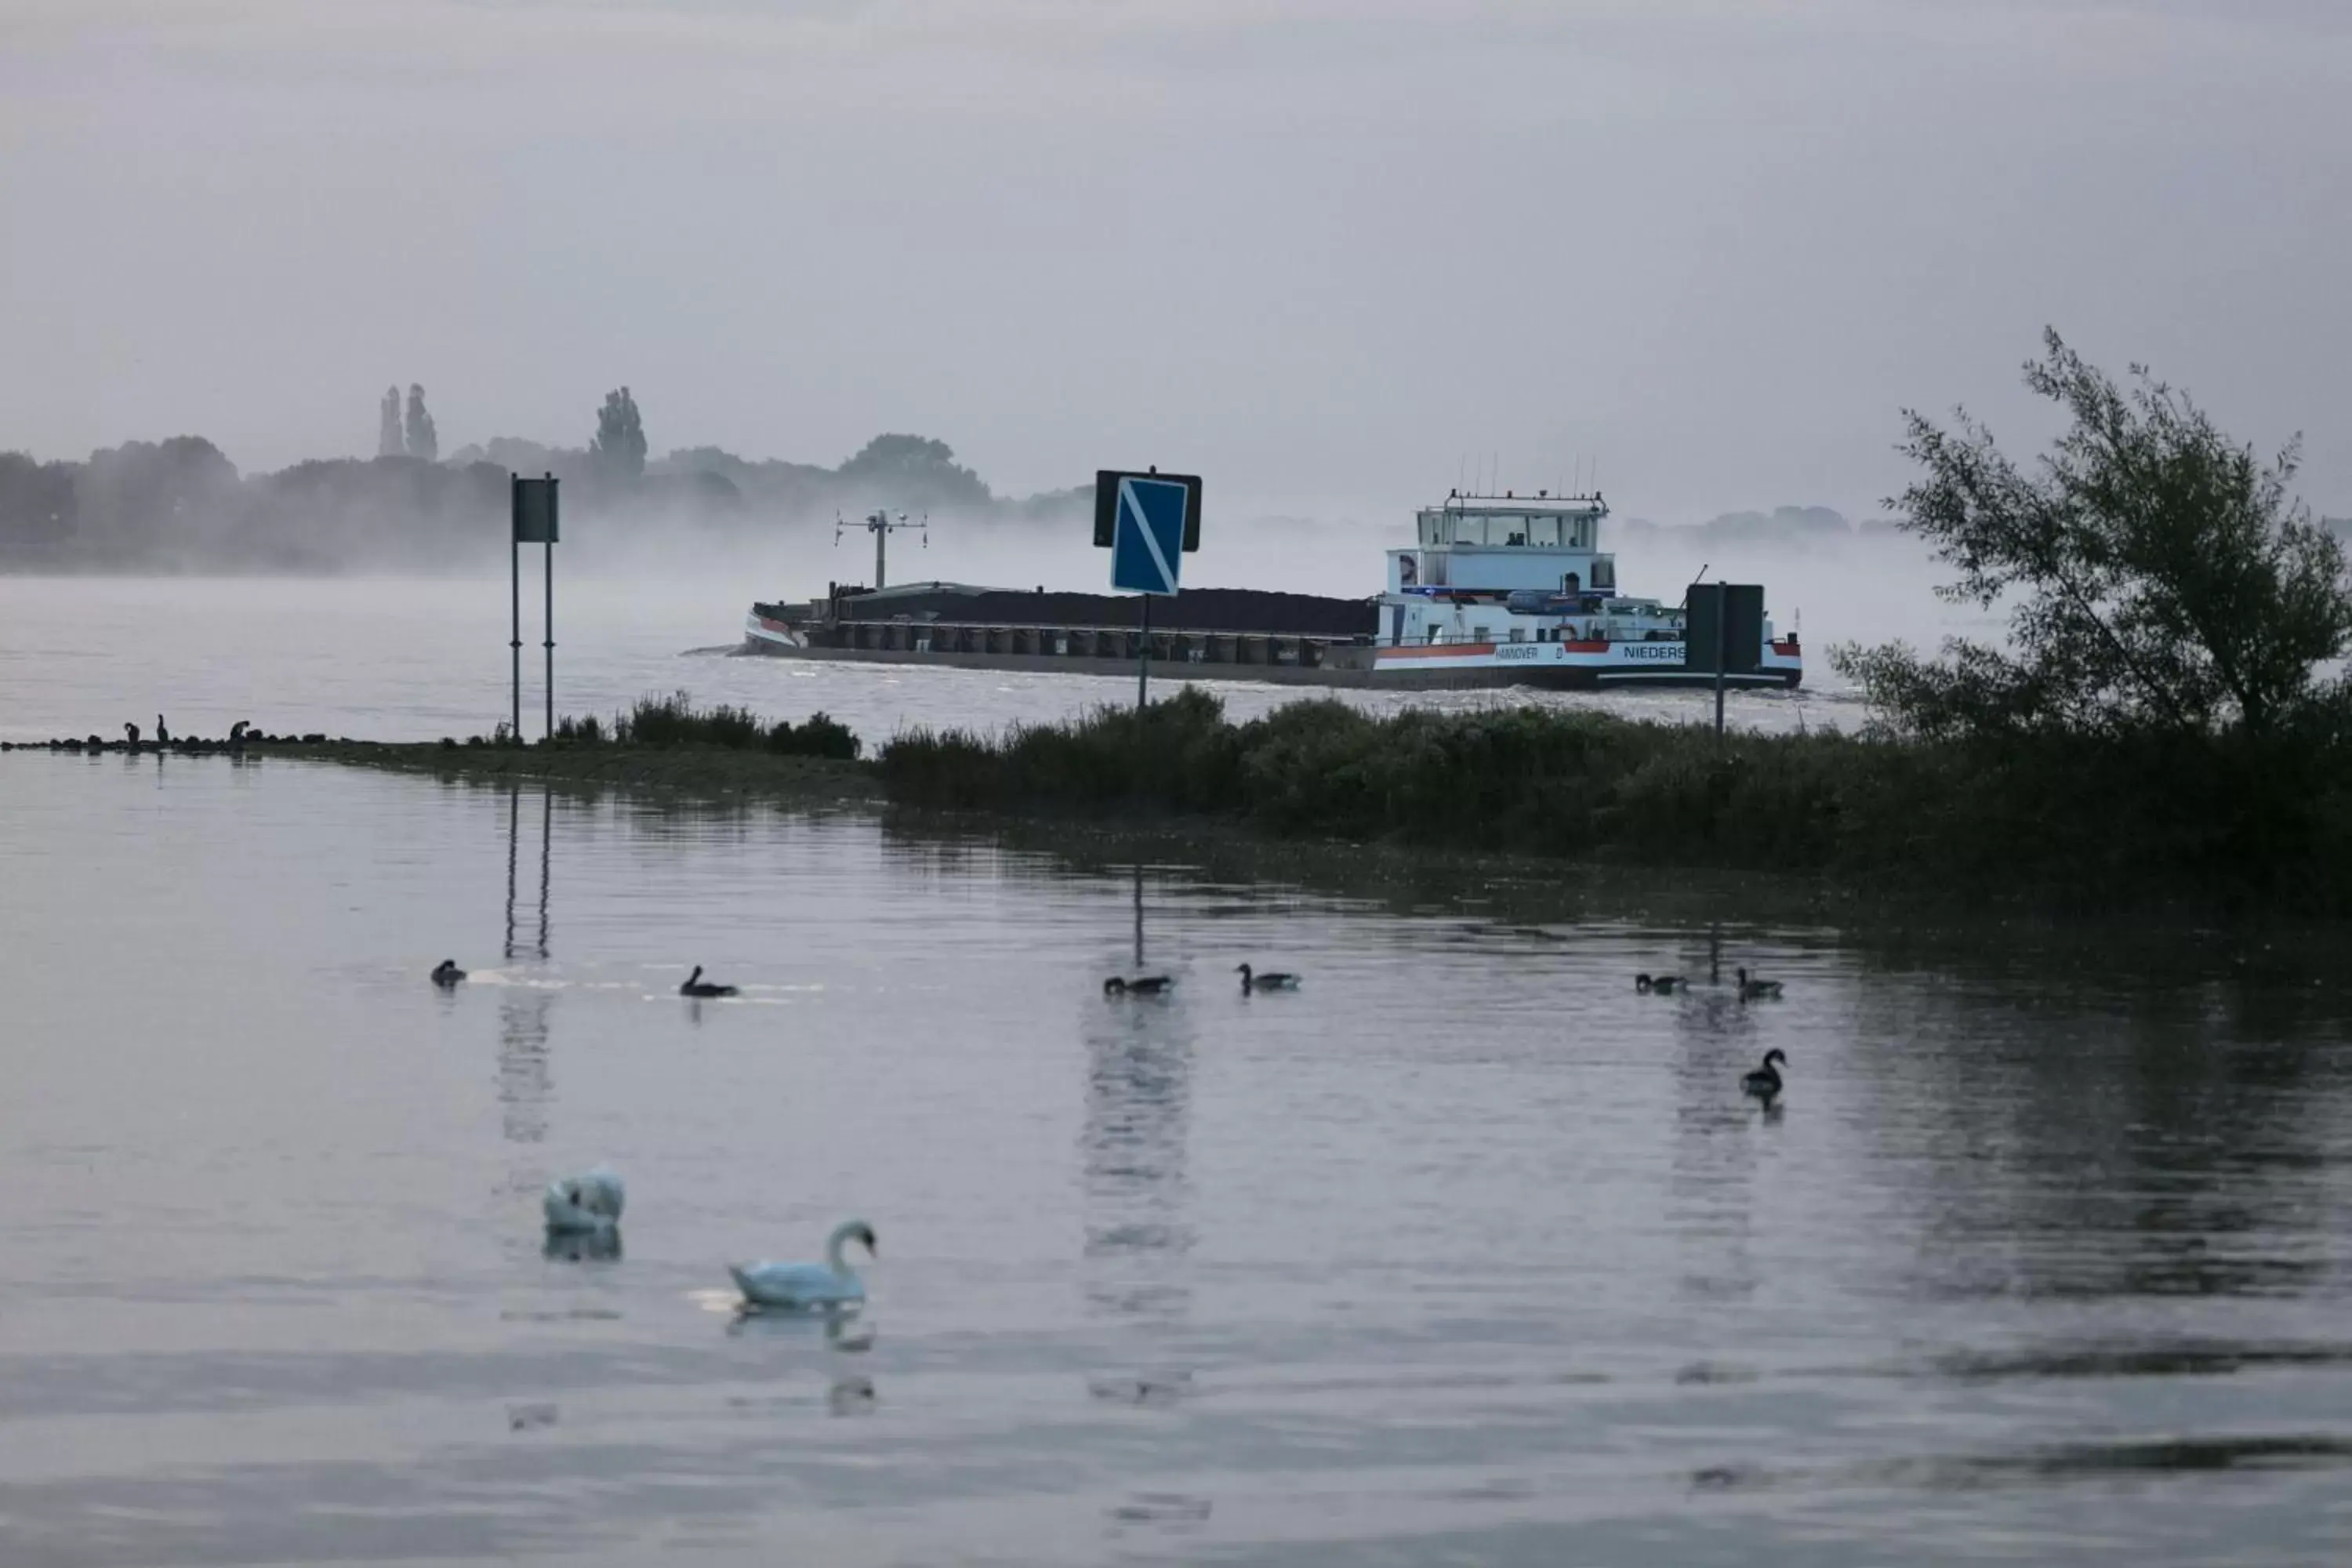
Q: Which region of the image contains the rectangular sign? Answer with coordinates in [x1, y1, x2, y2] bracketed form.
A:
[1097, 470, 1200, 597]
[1684, 583, 1763, 673]
[1093, 469, 1200, 552]
[512, 475, 560, 544]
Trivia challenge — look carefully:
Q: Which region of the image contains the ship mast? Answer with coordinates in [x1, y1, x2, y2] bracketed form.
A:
[835, 508, 928, 590]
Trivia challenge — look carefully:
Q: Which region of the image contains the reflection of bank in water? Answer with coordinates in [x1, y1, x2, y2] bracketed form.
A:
[1080, 985, 1196, 1322]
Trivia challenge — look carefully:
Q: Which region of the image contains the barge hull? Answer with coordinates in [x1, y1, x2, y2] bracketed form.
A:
[742, 618, 1801, 691]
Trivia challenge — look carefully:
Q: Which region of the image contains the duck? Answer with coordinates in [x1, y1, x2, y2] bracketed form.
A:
[681, 964, 739, 999]
[1741, 1048, 1788, 1105]
[430, 960, 466, 987]
[1735, 967, 1784, 1000]
[1104, 975, 1174, 996]
[543, 1165, 626, 1236]
[1236, 963, 1299, 993]
[1635, 973, 1685, 995]
[729, 1219, 878, 1310]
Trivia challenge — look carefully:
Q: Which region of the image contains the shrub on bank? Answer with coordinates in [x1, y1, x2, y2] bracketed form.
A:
[551, 691, 862, 760]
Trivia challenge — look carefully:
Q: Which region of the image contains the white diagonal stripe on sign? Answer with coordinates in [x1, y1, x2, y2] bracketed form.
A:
[1122, 478, 1178, 593]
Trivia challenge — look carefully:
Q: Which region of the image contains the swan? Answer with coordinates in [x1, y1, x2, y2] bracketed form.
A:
[681, 965, 739, 999]
[1104, 975, 1174, 996]
[1635, 973, 1685, 995]
[543, 1166, 626, 1236]
[1736, 967, 1784, 1000]
[729, 1219, 877, 1310]
[430, 960, 466, 987]
[1236, 964, 1300, 993]
[1741, 1049, 1787, 1105]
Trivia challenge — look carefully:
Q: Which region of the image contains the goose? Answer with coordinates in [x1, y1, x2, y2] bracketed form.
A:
[1104, 975, 1174, 996]
[681, 965, 739, 999]
[729, 1219, 877, 1310]
[1735, 967, 1784, 1000]
[1741, 1049, 1787, 1105]
[430, 960, 466, 987]
[543, 1165, 626, 1236]
[1236, 964, 1300, 993]
[1635, 973, 1685, 995]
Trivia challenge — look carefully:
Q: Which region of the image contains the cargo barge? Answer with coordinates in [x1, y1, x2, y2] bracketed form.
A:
[743, 491, 1801, 690]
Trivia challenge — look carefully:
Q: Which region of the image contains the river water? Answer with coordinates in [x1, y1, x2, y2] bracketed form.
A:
[5, 580, 2351, 1566]
[0, 575, 1875, 748]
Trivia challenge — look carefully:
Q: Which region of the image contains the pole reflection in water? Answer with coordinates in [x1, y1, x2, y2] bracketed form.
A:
[498, 786, 555, 1149]
[1670, 971, 1770, 1308]
[1081, 862, 1195, 1323]
[503, 784, 551, 963]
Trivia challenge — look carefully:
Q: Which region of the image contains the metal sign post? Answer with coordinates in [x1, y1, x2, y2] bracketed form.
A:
[1713, 584, 1729, 741]
[1094, 467, 1202, 711]
[511, 474, 560, 740]
[1682, 580, 1763, 743]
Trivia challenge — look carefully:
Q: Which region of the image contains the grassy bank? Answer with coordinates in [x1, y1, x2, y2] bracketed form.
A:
[877, 688, 2352, 913]
[225, 684, 2352, 914]
[278, 693, 879, 807]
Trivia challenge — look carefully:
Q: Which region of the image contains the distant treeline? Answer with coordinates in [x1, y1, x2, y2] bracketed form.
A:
[0, 427, 1090, 572]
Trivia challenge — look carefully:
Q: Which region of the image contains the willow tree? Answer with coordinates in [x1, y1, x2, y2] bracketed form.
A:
[1834, 331, 2352, 746]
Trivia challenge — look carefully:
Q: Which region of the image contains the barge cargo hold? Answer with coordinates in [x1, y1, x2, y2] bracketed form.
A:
[742, 491, 1801, 691]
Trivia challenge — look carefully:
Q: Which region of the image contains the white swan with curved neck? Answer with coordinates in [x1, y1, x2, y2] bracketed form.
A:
[729, 1219, 877, 1309]
[543, 1165, 626, 1236]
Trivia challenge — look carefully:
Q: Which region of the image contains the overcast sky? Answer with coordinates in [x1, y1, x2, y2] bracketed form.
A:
[2, 0, 2345, 522]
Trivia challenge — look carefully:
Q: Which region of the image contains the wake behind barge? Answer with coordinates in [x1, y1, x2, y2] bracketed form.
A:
[743, 492, 1801, 691]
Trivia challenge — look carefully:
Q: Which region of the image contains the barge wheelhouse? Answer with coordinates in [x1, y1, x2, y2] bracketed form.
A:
[1370, 491, 1801, 688]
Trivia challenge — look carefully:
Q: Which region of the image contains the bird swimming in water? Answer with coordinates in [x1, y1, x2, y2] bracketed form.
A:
[1236, 964, 1300, 993]
[1736, 967, 1784, 1000]
[729, 1219, 877, 1310]
[1635, 973, 1685, 995]
[681, 965, 739, 998]
[430, 960, 466, 987]
[1741, 1048, 1788, 1105]
[1104, 975, 1174, 996]
[543, 1166, 626, 1237]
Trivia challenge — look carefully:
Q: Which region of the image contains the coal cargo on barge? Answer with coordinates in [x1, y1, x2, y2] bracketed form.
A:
[746, 582, 1379, 684]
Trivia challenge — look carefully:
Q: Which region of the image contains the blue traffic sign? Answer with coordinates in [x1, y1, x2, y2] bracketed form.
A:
[1107, 474, 1192, 597]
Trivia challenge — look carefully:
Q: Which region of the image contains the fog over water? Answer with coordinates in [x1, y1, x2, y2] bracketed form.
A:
[4, 3, 2346, 520]
[0, 525, 1962, 746]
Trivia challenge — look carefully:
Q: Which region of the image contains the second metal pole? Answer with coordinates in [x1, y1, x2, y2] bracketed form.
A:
[543, 542, 554, 741]
[510, 534, 521, 741]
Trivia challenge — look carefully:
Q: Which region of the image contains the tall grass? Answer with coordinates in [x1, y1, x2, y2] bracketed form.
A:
[554, 691, 861, 760]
